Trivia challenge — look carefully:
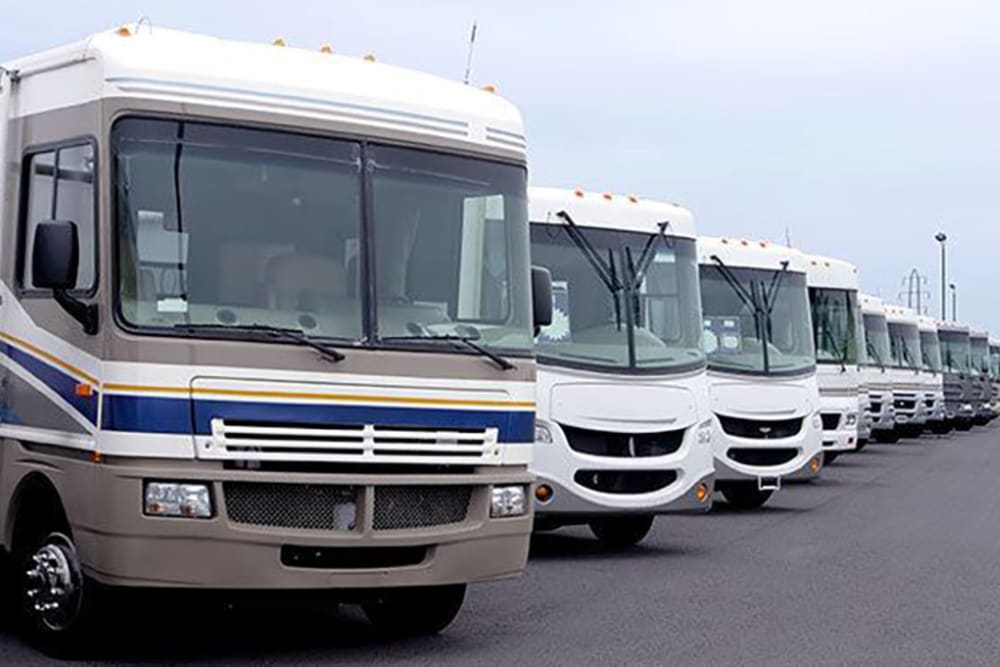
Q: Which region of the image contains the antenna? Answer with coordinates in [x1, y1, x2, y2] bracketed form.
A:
[784, 225, 792, 247]
[463, 21, 478, 85]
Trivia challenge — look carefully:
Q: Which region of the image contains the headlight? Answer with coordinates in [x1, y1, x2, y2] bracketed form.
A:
[144, 481, 213, 519]
[812, 412, 823, 430]
[490, 485, 527, 518]
[696, 418, 712, 445]
[534, 421, 554, 444]
[844, 412, 858, 427]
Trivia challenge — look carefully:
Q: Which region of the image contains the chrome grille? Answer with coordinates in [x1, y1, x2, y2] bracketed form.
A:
[224, 482, 357, 531]
[372, 485, 472, 531]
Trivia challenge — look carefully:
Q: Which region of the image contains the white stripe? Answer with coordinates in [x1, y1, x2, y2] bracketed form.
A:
[0, 424, 94, 450]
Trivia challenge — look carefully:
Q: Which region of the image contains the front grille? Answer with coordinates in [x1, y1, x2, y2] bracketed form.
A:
[560, 424, 685, 458]
[820, 413, 841, 431]
[573, 469, 677, 494]
[870, 401, 883, 414]
[372, 485, 472, 531]
[281, 545, 427, 569]
[224, 482, 357, 531]
[894, 399, 916, 410]
[925, 400, 935, 408]
[717, 415, 803, 439]
[727, 448, 799, 466]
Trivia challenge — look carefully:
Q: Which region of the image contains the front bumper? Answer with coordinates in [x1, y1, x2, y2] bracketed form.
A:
[46, 453, 534, 589]
[712, 418, 823, 483]
[893, 393, 927, 427]
[869, 392, 897, 432]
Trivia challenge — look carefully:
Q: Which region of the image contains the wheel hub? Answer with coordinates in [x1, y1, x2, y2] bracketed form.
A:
[23, 537, 81, 631]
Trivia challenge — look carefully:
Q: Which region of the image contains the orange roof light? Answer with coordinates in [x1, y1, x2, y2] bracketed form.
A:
[272, 37, 288, 47]
[363, 52, 377, 62]
[481, 84, 498, 94]
[721, 238, 730, 244]
[760, 241, 768, 248]
[740, 239, 749, 246]
[319, 43, 334, 54]
[115, 25, 132, 37]
[602, 192, 613, 201]
[628, 194, 639, 203]
[573, 188, 585, 198]
[75, 383, 94, 398]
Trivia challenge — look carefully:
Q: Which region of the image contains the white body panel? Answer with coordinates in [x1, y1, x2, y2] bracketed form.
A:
[917, 315, 946, 424]
[529, 188, 712, 516]
[885, 304, 927, 428]
[860, 294, 897, 433]
[698, 238, 823, 483]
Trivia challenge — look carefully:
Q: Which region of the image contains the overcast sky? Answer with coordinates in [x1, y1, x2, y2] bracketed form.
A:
[4, 1, 998, 329]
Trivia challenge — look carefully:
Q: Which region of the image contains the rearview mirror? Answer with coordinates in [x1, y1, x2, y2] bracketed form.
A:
[531, 266, 553, 335]
[31, 221, 98, 335]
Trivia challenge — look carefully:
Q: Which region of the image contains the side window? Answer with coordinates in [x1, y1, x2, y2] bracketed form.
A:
[21, 143, 96, 291]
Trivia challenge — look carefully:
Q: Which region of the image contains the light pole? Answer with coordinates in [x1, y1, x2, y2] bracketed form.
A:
[935, 232, 947, 320]
[949, 283, 957, 321]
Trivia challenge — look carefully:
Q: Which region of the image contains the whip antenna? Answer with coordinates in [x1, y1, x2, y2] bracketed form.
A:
[463, 21, 478, 84]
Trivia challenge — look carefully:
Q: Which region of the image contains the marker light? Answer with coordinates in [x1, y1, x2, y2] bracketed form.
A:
[602, 192, 613, 201]
[809, 457, 821, 473]
[628, 195, 639, 203]
[535, 484, 554, 503]
[491, 485, 527, 518]
[363, 53, 377, 62]
[320, 43, 334, 54]
[272, 37, 288, 47]
[481, 84, 498, 93]
[574, 188, 585, 198]
[115, 25, 132, 37]
[75, 383, 94, 397]
[144, 482, 213, 519]
[694, 483, 709, 503]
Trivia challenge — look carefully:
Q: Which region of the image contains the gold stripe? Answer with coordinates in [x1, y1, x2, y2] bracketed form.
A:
[101, 383, 535, 409]
[0, 331, 98, 386]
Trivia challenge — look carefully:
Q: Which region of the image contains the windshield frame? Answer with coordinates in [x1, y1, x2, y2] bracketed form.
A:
[530, 222, 706, 376]
[109, 114, 534, 359]
[862, 313, 891, 369]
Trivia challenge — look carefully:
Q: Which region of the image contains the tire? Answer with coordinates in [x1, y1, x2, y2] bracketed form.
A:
[363, 584, 466, 636]
[874, 429, 900, 443]
[856, 438, 869, 451]
[955, 420, 973, 432]
[15, 531, 101, 658]
[588, 516, 655, 549]
[718, 482, 774, 510]
[823, 452, 839, 465]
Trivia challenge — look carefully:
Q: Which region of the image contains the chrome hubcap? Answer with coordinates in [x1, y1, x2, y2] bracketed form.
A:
[23, 537, 80, 630]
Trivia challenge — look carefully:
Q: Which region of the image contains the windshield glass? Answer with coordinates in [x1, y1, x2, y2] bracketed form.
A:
[888, 322, 920, 370]
[862, 313, 891, 368]
[531, 225, 704, 371]
[991, 347, 1000, 379]
[699, 265, 814, 375]
[971, 337, 990, 375]
[919, 331, 942, 372]
[939, 331, 971, 373]
[113, 118, 532, 352]
[809, 288, 859, 365]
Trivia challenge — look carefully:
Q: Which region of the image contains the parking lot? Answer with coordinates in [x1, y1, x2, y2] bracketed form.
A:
[2, 427, 999, 666]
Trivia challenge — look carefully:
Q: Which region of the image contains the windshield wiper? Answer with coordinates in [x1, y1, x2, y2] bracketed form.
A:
[821, 326, 848, 372]
[172, 323, 345, 362]
[709, 255, 775, 372]
[867, 341, 885, 371]
[556, 210, 625, 331]
[382, 334, 515, 371]
[625, 221, 672, 291]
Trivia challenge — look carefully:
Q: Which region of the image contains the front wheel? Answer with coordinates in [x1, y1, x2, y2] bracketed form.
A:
[363, 584, 466, 636]
[588, 515, 655, 549]
[823, 452, 840, 465]
[874, 429, 900, 443]
[856, 437, 869, 451]
[718, 482, 773, 510]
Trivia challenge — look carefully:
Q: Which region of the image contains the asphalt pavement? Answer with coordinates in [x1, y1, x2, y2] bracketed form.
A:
[3, 425, 999, 666]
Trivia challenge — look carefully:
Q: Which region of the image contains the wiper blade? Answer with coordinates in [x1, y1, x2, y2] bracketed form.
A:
[382, 334, 515, 371]
[173, 323, 345, 362]
[626, 221, 672, 291]
[821, 326, 847, 372]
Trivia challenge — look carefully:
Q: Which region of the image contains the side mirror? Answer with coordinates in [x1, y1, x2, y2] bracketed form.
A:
[31, 221, 98, 335]
[32, 221, 79, 290]
[531, 266, 553, 335]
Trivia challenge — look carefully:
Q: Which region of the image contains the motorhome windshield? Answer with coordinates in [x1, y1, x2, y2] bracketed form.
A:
[888, 322, 920, 370]
[699, 265, 814, 375]
[809, 288, 859, 366]
[970, 337, 990, 375]
[112, 118, 532, 353]
[530, 224, 704, 371]
[991, 346, 1000, 379]
[939, 331, 971, 374]
[862, 313, 891, 368]
[919, 331, 942, 372]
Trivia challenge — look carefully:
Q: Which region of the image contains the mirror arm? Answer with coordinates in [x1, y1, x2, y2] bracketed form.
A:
[53, 289, 98, 335]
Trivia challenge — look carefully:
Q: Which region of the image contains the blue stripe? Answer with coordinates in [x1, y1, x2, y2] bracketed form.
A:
[102, 394, 534, 443]
[0, 342, 98, 424]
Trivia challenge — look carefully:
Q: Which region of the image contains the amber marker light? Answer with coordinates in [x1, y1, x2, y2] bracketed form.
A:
[809, 457, 821, 473]
[694, 483, 709, 503]
[75, 383, 94, 397]
[535, 484, 554, 503]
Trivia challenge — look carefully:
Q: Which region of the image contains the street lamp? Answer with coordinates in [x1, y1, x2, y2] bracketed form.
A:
[935, 232, 947, 320]
[949, 282, 957, 321]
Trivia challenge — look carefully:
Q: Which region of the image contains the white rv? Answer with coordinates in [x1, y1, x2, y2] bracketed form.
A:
[990, 337, 1000, 417]
[969, 329, 993, 425]
[859, 295, 897, 442]
[0, 26, 551, 648]
[698, 238, 823, 509]
[916, 315, 948, 434]
[805, 254, 861, 464]
[938, 321, 974, 430]
[529, 188, 713, 547]
[885, 304, 927, 437]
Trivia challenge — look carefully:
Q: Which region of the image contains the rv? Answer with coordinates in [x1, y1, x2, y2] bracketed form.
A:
[969, 329, 993, 425]
[938, 321, 974, 430]
[916, 315, 949, 434]
[0, 27, 551, 647]
[805, 254, 861, 464]
[528, 188, 713, 547]
[859, 295, 897, 442]
[990, 338, 1000, 417]
[698, 238, 822, 509]
[885, 305, 926, 437]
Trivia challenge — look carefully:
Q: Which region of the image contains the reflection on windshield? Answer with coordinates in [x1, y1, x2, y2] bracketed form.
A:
[920, 331, 942, 372]
[810, 288, 858, 365]
[939, 332, 971, 373]
[530, 224, 704, 371]
[971, 337, 990, 376]
[699, 264, 814, 375]
[888, 322, 920, 370]
[862, 314, 891, 368]
[113, 118, 532, 353]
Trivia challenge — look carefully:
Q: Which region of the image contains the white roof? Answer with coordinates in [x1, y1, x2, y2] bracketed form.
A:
[990, 337, 1000, 348]
[884, 303, 919, 326]
[528, 187, 696, 239]
[859, 293, 886, 316]
[970, 328, 989, 340]
[937, 319, 969, 334]
[697, 237, 808, 273]
[5, 26, 525, 157]
[803, 253, 859, 290]
[916, 314, 939, 333]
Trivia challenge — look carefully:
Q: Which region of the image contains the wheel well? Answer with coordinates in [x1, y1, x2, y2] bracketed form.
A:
[7, 473, 70, 555]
